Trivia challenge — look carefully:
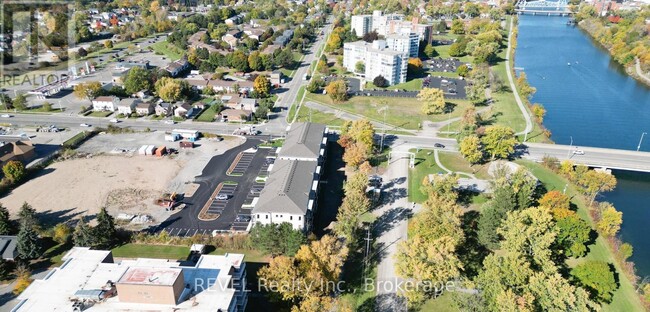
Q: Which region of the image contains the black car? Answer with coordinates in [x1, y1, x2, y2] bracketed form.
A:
[434, 143, 445, 148]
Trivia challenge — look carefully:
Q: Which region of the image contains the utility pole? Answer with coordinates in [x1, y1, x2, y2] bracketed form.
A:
[637, 132, 647, 152]
[363, 226, 371, 280]
[379, 105, 388, 153]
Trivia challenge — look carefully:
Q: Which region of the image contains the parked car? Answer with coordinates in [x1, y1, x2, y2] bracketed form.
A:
[235, 215, 251, 222]
[80, 123, 91, 127]
[216, 193, 229, 200]
[164, 120, 175, 124]
[434, 143, 445, 148]
[0, 114, 11, 118]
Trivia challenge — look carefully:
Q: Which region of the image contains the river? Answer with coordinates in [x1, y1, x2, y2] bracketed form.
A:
[515, 15, 650, 278]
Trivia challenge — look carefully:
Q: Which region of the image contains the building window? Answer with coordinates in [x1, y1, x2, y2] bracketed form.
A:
[298, 216, 301, 221]
[265, 215, 268, 219]
[290, 216, 293, 220]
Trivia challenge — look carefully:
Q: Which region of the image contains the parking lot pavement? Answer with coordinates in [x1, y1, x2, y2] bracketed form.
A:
[230, 151, 255, 175]
[207, 184, 238, 215]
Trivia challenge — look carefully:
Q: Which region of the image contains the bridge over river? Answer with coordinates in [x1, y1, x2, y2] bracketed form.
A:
[515, 0, 573, 15]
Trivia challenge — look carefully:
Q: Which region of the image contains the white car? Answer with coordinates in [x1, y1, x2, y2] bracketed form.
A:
[109, 118, 119, 123]
[573, 150, 585, 155]
[216, 194, 229, 200]
[80, 123, 91, 127]
[0, 114, 11, 118]
[164, 120, 175, 125]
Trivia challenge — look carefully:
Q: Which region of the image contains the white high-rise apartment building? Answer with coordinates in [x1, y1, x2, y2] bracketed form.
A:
[343, 40, 407, 86]
[351, 15, 372, 37]
[371, 10, 404, 36]
[386, 29, 419, 58]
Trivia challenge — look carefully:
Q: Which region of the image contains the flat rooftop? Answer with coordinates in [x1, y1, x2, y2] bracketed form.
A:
[117, 267, 182, 286]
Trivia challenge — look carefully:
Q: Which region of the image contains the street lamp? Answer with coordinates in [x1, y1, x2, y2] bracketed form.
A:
[637, 132, 647, 152]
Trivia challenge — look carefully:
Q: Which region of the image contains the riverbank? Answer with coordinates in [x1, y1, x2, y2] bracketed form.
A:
[578, 18, 650, 88]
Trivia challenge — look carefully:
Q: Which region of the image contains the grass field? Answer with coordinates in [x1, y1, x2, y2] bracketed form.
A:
[196, 104, 221, 122]
[408, 149, 445, 203]
[111, 244, 269, 263]
[517, 161, 645, 312]
[434, 44, 472, 63]
[89, 111, 113, 117]
[437, 151, 491, 179]
[149, 41, 183, 60]
[294, 105, 346, 127]
[305, 93, 472, 130]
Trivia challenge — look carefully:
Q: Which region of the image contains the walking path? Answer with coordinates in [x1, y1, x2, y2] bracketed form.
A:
[303, 101, 415, 133]
[635, 58, 650, 84]
[373, 147, 414, 312]
[434, 149, 477, 179]
[505, 18, 533, 137]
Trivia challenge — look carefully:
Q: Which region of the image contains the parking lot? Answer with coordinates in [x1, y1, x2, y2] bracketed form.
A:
[229, 151, 256, 175]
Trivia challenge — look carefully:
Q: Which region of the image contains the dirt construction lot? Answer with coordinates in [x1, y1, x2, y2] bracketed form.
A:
[0, 131, 245, 228]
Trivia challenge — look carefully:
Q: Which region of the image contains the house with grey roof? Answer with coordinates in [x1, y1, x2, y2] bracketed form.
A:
[0, 235, 17, 261]
[252, 159, 320, 230]
[252, 122, 328, 231]
[277, 122, 327, 162]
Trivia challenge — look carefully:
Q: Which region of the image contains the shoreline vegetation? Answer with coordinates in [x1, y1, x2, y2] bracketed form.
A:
[576, 8, 650, 88]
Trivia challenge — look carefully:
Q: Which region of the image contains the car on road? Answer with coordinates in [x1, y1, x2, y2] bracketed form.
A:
[0, 114, 11, 118]
[434, 143, 445, 148]
[216, 193, 229, 200]
[109, 118, 119, 123]
[573, 150, 585, 155]
[80, 123, 91, 127]
[164, 120, 175, 124]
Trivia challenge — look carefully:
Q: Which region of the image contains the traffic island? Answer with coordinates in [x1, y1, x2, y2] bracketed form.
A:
[198, 182, 224, 221]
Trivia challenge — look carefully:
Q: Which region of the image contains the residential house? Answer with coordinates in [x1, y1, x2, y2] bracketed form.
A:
[165, 58, 190, 77]
[15, 247, 248, 312]
[187, 78, 209, 90]
[135, 101, 154, 116]
[0, 135, 35, 167]
[252, 123, 327, 231]
[116, 98, 140, 115]
[243, 28, 265, 41]
[261, 44, 281, 55]
[219, 108, 252, 122]
[225, 13, 246, 26]
[174, 103, 191, 117]
[0, 236, 17, 261]
[208, 79, 254, 94]
[155, 102, 174, 116]
[273, 29, 294, 47]
[270, 71, 284, 85]
[92, 96, 119, 111]
[222, 30, 243, 49]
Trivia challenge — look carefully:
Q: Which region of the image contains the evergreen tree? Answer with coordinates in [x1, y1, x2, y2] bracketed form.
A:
[16, 222, 41, 260]
[0, 204, 11, 235]
[94, 208, 117, 248]
[17, 202, 38, 230]
[73, 217, 95, 247]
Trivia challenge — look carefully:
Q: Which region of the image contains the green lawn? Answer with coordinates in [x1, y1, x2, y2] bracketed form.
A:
[89, 111, 113, 117]
[408, 149, 445, 203]
[437, 151, 491, 179]
[62, 131, 91, 148]
[434, 44, 472, 63]
[294, 105, 346, 127]
[112, 244, 190, 260]
[208, 248, 268, 263]
[150, 41, 183, 60]
[516, 161, 645, 312]
[196, 104, 221, 122]
[305, 93, 471, 130]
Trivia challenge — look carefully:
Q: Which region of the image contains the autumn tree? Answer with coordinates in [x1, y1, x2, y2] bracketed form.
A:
[538, 190, 573, 218]
[155, 77, 187, 102]
[334, 171, 370, 241]
[73, 81, 103, 103]
[596, 203, 622, 237]
[407, 57, 424, 75]
[52, 223, 72, 244]
[424, 44, 437, 58]
[104, 40, 113, 49]
[338, 119, 375, 153]
[325, 80, 348, 103]
[531, 103, 546, 123]
[516, 72, 536, 98]
[571, 261, 618, 303]
[253, 75, 271, 98]
[459, 135, 483, 164]
[577, 170, 617, 207]
[342, 142, 369, 168]
[481, 125, 517, 160]
[2, 160, 26, 183]
[451, 19, 465, 34]
[418, 88, 446, 115]
[395, 194, 464, 305]
[355, 61, 365, 74]
[456, 64, 470, 77]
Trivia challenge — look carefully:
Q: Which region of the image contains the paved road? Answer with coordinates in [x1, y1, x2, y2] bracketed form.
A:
[373, 145, 412, 312]
[635, 58, 650, 84]
[505, 18, 533, 137]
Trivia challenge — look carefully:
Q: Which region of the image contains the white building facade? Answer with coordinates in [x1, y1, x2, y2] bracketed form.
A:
[343, 40, 408, 86]
[386, 30, 420, 58]
[371, 10, 404, 36]
[351, 15, 372, 37]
